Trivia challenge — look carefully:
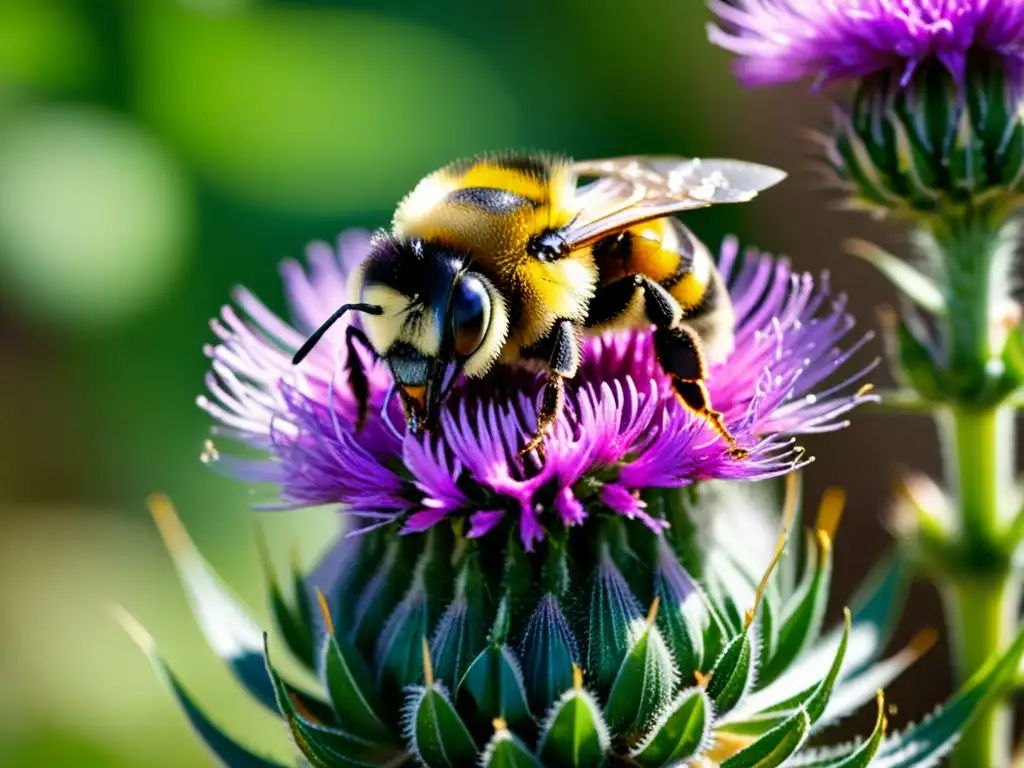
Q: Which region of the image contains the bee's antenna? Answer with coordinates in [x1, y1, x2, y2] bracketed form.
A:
[381, 383, 404, 440]
[292, 303, 383, 365]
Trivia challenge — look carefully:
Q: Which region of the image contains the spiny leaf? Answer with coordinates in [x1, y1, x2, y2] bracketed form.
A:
[721, 708, 811, 768]
[819, 628, 936, 730]
[519, 594, 578, 716]
[403, 682, 478, 768]
[653, 537, 712, 679]
[314, 590, 392, 744]
[743, 554, 909, 714]
[603, 598, 677, 735]
[265, 636, 399, 767]
[258, 527, 316, 672]
[791, 692, 889, 768]
[149, 494, 324, 715]
[725, 608, 852, 735]
[351, 539, 411, 657]
[585, 545, 643, 693]
[480, 719, 544, 768]
[706, 513, 789, 716]
[706, 630, 756, 714]
[761, 530, 833, 685]
[375, 574, 429, 697]
[845, 239, 945, 314]
[870, 624, 1024, 768]
[459, 644, 533, 733]
[537, 667, 610, 768]
[630, 688, 710, 768]
[431, 556, 490, 691]
[116, 609, 288, 768]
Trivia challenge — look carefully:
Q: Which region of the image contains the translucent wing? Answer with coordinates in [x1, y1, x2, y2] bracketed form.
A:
[565, 156, 786, 248]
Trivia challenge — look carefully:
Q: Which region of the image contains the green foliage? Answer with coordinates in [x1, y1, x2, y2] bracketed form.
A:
[537, 674, 610, 767]
[629, 689, 710, 767]
[132, 492, 1014, 767]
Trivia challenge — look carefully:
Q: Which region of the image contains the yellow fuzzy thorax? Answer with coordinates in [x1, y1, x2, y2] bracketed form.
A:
[394, 154, 598, 348]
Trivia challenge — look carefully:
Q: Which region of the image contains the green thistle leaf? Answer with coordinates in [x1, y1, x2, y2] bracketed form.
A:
[404, 643, 479, 768]
[725, 608, 852, 737]
[147, 495, 289, 714]
[761, 530, 833, 684]
[845, 239, 945, 315]
[721, 709, 811, 768]
[707, 630, 755, 715]
[586, 545, 643, 693]
[376, 534, 450, 697]
[265, 637, 401, 767]
[116, 609, 288, 768]
[603, 598, 677, 735]
[537, 668, 610, 768]
[258, 530, 317, 673]
[629, 688, 710, 768]
[869, 625, 1024, 768]
[313, 591, 392, 744]
[819, 628, 935, 730]
[736, 553, 910, 729]
[653, 538, 711, 679]
[790, 693, 889, 768]
[459, 644, 533, 733]
[431, 555, 491, 690]
[519, 594, 577, 716]
[351, 539, 413, 658]
[480, 721, 544, 768]
[836, 553, 909, 676]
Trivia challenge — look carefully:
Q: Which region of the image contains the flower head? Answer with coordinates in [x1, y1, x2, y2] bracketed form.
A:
[708, 0, 1024, 89]
[199, 230, 876, 548]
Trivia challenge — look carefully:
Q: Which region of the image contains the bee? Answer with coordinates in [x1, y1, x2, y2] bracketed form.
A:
[292, 153, 785, 458]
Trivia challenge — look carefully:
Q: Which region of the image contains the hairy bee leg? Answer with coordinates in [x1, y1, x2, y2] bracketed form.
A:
[585, 274, 679, 329]
[520, 319, 579, 458]
[344, 326, 372, 431]
[653, 326, 748, 460]
[520, 374, 566, 458]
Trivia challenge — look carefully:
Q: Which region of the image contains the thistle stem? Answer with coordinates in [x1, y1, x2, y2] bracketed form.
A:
[943, 572, 1020, 768]
[930, 215, 1021, 768]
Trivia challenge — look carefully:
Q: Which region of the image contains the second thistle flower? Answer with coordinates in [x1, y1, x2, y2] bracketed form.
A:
[709, 1, 1024, 219]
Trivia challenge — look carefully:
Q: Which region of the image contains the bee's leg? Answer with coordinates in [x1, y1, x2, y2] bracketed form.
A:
[520, 319, 578, 458]
[585, 274, 680, 329]
[586, 275, 746, 459]
[344, 325, 372, 431]
[653, 325, 748, 460]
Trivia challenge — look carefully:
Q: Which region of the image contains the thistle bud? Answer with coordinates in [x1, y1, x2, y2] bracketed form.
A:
[831, 57, 1024, 220]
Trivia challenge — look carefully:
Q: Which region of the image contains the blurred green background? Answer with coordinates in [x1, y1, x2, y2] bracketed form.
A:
[0, 1, 949, 765]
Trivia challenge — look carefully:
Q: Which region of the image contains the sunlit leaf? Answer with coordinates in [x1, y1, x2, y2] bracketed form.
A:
[721, 709, 811, 768]
[630, 688, 710, 767]
[537, 670, 610, 768]
[481, 721, 544, 768]
[116, 609, 287, 768]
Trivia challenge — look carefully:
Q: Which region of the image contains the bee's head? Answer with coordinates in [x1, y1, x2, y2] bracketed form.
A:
[350, 234, 508, 432]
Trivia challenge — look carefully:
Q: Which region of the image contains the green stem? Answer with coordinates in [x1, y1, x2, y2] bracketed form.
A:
[928, 216, 1021, 768]
[939, 408, 1018, 768]
[939, 407, 1015, 547]
[943, 572, 1021, 768]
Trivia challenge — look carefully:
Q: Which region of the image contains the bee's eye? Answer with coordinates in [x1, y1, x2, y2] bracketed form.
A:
[450, 274, 491, 357]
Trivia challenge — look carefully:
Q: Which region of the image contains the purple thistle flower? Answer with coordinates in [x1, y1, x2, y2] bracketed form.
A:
[198, 230, 877, 550]
[708, 0, 1024, 89]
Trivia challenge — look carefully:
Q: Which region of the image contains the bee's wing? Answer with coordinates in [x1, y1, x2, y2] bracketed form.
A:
[565, 156, 786, 248]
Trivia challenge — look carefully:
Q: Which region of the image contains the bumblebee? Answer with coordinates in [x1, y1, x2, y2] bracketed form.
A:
[292, 153, 785, 458]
